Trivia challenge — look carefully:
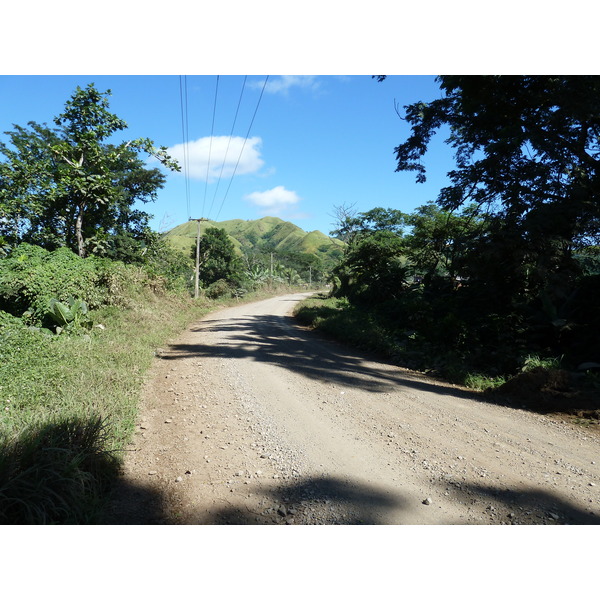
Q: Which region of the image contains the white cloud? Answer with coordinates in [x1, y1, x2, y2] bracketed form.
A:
[166, 136, 264, 181]
[244, 186, 301, 215]
[254, 75, 320, 95]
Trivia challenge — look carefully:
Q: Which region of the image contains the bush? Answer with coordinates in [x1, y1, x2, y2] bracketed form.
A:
[0, 244, 147, 326]
[205, 278, 233, 299]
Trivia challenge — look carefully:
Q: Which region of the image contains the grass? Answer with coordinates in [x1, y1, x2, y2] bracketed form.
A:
[463, 373, 507, 392]
[293, 294, 397, 356]
[0, 284, 211, 523]
[0, 414, 119, 524]
[0, 280, 307, 523]
[521, 354, 563, 372]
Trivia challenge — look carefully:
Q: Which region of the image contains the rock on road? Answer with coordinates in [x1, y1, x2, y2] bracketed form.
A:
[108, 293, 600, 525]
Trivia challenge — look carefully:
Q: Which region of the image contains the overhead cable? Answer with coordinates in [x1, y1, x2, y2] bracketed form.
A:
[216, 75, 269, 221]
[202, 75, 220, 218]
[179, 75, 191, 219]
[207, 75, 248, 219]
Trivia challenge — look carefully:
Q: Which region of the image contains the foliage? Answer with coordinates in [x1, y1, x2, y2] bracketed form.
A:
[0, 243, 135, 326]
[196, 227, 243, 290]
[141, 232, 194, 293]
[326, 75, 600, 381]
[205, 278, 234, 299]
[391, 76, 600, 345]
[47, 297, 92, 334]
[333, 230, 408, 304]
[0, 83, 179, 258]
[403, 202, 488, 282]
[521, 355, 562, 372]
[0, 264, 214, 523]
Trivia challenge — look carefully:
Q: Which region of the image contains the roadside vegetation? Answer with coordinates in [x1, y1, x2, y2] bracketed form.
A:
[0, 240, 306, 524]
[297, 76, 600, 422]
[0, 84, 316, 524]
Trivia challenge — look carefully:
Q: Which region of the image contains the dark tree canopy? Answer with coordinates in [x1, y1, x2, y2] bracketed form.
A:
[394, 76, 600, 247]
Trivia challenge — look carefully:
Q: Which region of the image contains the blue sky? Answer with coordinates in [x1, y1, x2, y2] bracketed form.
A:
[0, 75, 457, 236]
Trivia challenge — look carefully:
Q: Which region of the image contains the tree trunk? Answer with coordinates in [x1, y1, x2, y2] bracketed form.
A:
[75, 201, 86, 257]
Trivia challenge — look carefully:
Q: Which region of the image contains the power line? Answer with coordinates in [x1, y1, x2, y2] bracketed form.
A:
[179, 75, 191, 219]
[207, 75, 247, 219]
[216, 75, 269, 221]
[202, 75, 219, 218]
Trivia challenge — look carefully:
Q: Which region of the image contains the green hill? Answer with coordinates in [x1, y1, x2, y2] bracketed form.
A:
[163, 217, 345, 267]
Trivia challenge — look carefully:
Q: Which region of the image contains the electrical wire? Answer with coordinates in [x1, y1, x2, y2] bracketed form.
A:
[207, 75, 248, 219]
[202, 75, 219, 218]
[215, 75, 269, 221]
[179, 75, 191, 220]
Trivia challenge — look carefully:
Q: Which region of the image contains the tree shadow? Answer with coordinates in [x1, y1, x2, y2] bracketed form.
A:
[103, 477, 173, 525]
[445, 480, 600, 525]
[182, 475, 407, 525]
[159, 305, 479, 401]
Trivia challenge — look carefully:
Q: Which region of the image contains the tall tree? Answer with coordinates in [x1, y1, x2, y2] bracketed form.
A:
[384, 75, 600, 362]
[0, 83, 179, 257]
[389, 76, 600, 302]
[392, 76, 600, 252]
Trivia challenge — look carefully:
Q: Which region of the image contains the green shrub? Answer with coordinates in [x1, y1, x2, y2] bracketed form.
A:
[206, 278, 233, 299]
[0, 244, 149, 326]
[47, 297, 93, 334]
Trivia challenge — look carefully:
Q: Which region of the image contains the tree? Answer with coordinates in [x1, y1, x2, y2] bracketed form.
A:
[391, 76, 600, 283]
[0, 83, 179, 257]
[330, 208, 408, 304]
[385, 75, 600, 364]
[403, 202, 488, 284]
[196, 227, 242, 288]
[330, 206, 406, 244]
[0, 123, 62, 249]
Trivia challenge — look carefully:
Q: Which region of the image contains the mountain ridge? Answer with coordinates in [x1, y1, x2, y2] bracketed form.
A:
[163, 216, 345, 265]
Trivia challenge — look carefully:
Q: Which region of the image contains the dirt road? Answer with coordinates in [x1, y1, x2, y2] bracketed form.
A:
[108, 292, 600, 525]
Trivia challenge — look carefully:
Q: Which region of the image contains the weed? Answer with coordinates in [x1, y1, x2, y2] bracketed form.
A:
[521, 355, 563, 372]
[463, 373, 507, 391]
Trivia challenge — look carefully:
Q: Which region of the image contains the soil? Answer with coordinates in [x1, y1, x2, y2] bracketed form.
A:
[106, 292, 600, 525]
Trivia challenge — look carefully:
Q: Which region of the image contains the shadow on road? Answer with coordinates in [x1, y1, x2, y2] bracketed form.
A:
[179, 475, 405, 525]
[104, 477, 171, 524]
[440, 480, 600, 525]
[159, 303, 477, 400]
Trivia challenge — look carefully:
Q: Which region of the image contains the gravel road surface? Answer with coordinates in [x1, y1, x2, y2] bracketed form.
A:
[108, 292, 600, 525]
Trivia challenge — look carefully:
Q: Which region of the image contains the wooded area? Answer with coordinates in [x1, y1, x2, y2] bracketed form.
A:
[327, 76, 599, 387]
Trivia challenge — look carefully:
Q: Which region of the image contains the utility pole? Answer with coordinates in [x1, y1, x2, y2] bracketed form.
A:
[190, 217, 208, 299]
